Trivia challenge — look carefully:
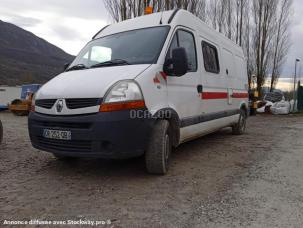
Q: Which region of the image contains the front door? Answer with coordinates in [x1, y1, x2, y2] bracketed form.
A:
[166, 28, 201, 123]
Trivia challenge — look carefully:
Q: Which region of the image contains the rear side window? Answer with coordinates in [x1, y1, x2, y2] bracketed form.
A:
[166, 29, 197, 72]
[202, 41, 220, 74]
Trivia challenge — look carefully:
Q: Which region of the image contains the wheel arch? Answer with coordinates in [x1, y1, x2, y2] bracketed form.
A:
[239, 102, 249, 117]
[153, 108, 180, 147]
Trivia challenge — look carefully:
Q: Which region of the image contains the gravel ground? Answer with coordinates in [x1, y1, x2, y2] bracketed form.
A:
[0, 112, 303, 227]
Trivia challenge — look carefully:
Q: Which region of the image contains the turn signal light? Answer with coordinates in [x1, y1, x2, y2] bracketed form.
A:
[30, 105, 35, 112]
[99, 100, 146, 112]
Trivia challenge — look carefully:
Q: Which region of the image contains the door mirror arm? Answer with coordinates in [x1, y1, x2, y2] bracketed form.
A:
[163, 58, 173, 75]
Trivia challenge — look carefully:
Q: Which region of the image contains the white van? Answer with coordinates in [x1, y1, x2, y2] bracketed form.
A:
[28, 9, 248, 174]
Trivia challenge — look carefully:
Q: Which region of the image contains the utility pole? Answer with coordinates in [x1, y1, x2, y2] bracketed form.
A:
[293, 58, 300, 112]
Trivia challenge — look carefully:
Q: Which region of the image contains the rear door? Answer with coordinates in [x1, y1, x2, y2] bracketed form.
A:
[200, 39, 227, 113]
[166, 28, 201, 122]
[221, 48, 236, 106]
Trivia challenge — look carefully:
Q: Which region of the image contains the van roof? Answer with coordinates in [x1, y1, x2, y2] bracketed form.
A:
[94, 9, 243, 54]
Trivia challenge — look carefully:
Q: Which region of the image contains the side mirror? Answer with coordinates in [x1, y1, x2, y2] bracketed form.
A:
[164, 47, 188, 77]
[63, 63, 70, 71]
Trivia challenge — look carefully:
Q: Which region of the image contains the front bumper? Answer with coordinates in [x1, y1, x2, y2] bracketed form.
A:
[28, 110, 155, 159]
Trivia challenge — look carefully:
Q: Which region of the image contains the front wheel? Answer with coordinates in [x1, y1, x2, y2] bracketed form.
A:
[145, 120, 172, 175]
[232, 109, 247, 135]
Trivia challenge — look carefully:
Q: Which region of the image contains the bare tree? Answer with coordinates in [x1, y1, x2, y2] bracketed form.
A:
[104, 0, 121, 22]
[235, 0, 245, 46]
[240, 0, 254, 89]
[239, 0, 245, 46]
[269, 0, 292, 91]
[207, 0, 229, 33]
[217, 0, 227, 33]
[208, 0, 218, 30]
[191, 0, 207, 21]
[252, 0, 277, 97]
[226, 0, 233, 39]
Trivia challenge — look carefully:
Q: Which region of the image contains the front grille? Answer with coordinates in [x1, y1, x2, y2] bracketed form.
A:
[65, 98, 100, 109]
[35, 99, 57, 109]
[36, 136, 92, 152]
[32, 120, 91, 129]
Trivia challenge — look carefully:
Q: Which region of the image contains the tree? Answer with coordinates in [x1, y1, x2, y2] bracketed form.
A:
[252, 0, 277, 97]
[269, 0, 292, 91]
[235, 0, 246, 46]
[240, 0, 254, 90]
[208, 0, 218, 30]
[226, 0, 233, 39]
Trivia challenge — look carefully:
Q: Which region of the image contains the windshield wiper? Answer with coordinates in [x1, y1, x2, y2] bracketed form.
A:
[66, 64, 88, 72]
[90, 59, 130, 68]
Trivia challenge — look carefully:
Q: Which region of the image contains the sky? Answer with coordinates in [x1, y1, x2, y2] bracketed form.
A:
[1, 0, 303, 90]
[0, 0, 109, 55]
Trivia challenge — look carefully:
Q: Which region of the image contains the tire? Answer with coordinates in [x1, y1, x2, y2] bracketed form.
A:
[145, 120, 172, 175]
[232, 109, 247, 135]
[0, 120, 3, 144]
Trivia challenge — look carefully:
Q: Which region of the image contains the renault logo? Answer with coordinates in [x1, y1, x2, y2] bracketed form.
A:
[56, 99, 64, 113]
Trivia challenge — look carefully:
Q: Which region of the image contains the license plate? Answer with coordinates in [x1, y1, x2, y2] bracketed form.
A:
[43, 129, 71, 140]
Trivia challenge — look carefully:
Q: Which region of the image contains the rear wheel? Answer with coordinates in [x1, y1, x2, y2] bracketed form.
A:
[232, 109, 247, 135]
[145, 120, 172, 175]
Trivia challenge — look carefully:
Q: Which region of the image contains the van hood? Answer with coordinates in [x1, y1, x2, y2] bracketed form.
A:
[36, 65, 151, 99]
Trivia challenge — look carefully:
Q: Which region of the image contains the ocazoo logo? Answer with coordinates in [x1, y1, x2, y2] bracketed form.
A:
[130, 110, 171, 119]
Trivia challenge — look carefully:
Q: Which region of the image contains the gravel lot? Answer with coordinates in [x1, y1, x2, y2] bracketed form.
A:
[1, 112, 303, 227]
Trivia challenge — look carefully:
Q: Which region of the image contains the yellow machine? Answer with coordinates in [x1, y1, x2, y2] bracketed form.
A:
[9, 84, 40, 116]
[9, 92, 34, 116]
[249, 89, 259, 116]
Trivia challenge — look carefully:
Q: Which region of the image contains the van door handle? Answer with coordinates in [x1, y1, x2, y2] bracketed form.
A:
[197, 85, 203, 93]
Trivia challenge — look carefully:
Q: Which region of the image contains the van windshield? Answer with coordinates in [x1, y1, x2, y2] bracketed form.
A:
[68, 26, 170, 70]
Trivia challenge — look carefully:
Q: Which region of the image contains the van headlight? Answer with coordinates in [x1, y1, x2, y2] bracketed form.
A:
[100, 80, 146, 112]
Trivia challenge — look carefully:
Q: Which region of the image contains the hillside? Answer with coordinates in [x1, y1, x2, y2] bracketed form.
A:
[0, 20, 74, 85]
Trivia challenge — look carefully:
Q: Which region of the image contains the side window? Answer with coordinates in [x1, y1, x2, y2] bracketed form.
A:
[178, 30, 197, 71]
[166, 29, 197, 72]
[202, 41, 220, 74]
[166, 34, 178, 60]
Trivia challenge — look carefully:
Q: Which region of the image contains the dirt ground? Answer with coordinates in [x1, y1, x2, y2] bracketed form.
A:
[0, 112, 303, 228]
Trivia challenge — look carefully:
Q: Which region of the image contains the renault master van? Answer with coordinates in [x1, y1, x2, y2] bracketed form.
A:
[28, 9, 248, 174]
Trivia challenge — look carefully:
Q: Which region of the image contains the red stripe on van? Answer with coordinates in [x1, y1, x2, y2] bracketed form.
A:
[201, 92, 228, 99]
[160, 71, 167, 81]
[232, 93, 248, 98]
[153, 77, 160, 84]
